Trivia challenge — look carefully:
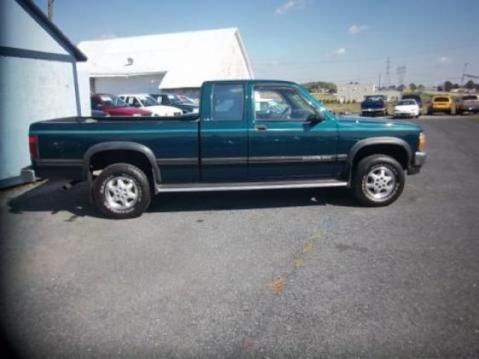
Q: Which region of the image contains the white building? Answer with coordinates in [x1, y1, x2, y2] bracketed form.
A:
[0, 0, 87, 187]
[337, 83, 376, 102]
[337, 83, 401, 102]
[77, 28, 254, 104]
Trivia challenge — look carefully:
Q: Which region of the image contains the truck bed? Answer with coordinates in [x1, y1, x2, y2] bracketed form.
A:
[30, 114, 200, 183]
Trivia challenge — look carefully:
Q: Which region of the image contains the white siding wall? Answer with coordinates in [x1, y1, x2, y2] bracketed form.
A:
[0, 0, 67, 55]
[77, 62, 92, 116]
[0, 57, 78, 181]
[94, 74, 166, 94]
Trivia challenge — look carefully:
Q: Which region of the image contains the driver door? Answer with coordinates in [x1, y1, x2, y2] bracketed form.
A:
[248, 84, 339, 180]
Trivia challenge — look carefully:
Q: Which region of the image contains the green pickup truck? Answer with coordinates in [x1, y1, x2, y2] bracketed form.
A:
[24, 80, 426, 219]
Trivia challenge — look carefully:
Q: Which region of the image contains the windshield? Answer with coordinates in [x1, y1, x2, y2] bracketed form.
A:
[364, 96, 385, 103]
[397, 100, 416, 105]
[139, 95, 159, 107]
[462, 95, 478, 100]
[99, 95, 128, 108]
[434, 97, 450, 102]
[297, 85, 327, 112]
[177, 95, 196, 105]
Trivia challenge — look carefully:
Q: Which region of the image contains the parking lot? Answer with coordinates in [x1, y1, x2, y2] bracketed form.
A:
[1, 115, 479, 357]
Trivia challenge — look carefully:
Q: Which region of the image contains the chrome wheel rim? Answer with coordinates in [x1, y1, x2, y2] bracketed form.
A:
[105, 176, 139, 210]
[364, 166, 396, 200]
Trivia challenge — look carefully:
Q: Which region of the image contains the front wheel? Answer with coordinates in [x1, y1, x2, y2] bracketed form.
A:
[93, 163, 151, 219]
[352, 155, 405, 207]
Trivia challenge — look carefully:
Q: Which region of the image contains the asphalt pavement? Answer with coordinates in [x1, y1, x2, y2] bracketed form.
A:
[1, 115, 478, 358]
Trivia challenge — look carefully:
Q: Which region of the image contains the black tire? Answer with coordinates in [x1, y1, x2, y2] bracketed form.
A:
[93, 163, 151, 219]
[352, 155, 405, 207]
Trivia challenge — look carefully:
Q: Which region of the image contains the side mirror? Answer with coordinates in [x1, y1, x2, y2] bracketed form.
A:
[305, 112, 324, 124]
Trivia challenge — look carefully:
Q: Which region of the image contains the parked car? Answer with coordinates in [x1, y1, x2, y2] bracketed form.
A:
[91, 109, 109, 117]
[361, 95, 388, 117]
[456, 95, 479, 115]
[151, 93, 199, 114]
[91, 94, 152, 116]
[118, 94, 182, 116]
[393, 99, 420, 118]
[24, 80, 426, 219]
[401, 94, 423, 112]
[428, 96, 454, 115]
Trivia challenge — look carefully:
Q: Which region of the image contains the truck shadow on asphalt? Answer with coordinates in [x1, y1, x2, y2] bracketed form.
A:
[7, 180, 359, 219]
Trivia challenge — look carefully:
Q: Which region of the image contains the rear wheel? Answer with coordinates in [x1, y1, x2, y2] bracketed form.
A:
[93, 163, 151, 219]
[352, 155, 405, 207]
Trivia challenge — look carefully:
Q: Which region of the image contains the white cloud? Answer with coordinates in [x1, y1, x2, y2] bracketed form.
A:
[275, 0, 307, 15]
[333, 47, 346, 55]
[348, 24, 369, 35]
[438, 56, 450, 63]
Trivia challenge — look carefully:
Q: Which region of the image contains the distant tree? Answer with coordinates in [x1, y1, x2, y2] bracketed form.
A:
[397, 84, 405, 91]
[444, 81, 453, 92]
[418, 84, 425, 91]
[465, 80, 475, 90]
[437, 85, 444, 92]
[409, 83, 417, 91]
[452, 83, 460, 89]
[302, 81, 337, 94]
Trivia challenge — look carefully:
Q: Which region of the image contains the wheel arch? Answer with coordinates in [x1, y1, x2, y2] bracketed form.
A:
[84, 142, 161, 184]
[346, 137, 412, 182]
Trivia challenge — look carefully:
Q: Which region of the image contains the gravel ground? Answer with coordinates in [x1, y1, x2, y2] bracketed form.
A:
[1, 115, 478, 358]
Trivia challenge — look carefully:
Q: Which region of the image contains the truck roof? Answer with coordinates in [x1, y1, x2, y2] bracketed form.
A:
[203, 79, 297, 86]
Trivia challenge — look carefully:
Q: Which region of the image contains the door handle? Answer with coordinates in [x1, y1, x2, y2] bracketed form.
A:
[255, 124, 267, 131]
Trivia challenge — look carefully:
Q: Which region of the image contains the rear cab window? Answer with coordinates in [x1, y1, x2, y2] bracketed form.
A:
[211, 84, 244, 121]
[434, 97, 450, 102]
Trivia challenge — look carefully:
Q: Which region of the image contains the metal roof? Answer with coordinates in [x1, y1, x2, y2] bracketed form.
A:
[78, 28, 253, 89]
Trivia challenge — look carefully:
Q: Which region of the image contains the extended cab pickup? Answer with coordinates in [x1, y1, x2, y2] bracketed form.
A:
[24, 80, 426, 219]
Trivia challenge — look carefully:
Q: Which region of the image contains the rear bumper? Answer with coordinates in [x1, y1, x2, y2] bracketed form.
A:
[362, 108, 387, 115]
[24, 161, 84, 182]
[408, 151, 427, 175]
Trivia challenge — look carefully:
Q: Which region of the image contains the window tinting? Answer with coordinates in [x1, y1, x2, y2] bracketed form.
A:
[211, 84, 244, 121]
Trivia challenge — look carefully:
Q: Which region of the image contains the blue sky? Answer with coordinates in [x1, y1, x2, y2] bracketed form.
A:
[34, 0, 479, 86]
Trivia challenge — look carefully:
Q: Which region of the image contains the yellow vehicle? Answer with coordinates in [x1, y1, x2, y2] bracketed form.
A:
[428, 96, 454, 115]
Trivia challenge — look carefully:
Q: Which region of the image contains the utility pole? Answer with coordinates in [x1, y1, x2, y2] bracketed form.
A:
[378, 73, 382, 90]
[385, 57, 391, 88]
[461, 63, 469, 87]
[48, 0, 55, 22]
[396, 65, 407, 87]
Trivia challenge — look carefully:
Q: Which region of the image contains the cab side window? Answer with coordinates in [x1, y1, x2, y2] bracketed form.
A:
[211, 84, 244, 121]
[254, 86, 316, 121]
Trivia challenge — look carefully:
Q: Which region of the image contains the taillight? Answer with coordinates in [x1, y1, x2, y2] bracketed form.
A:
[29, 135, 39, 160]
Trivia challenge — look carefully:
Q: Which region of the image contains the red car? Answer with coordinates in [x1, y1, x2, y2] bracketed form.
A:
[91, 94, 152, 116]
